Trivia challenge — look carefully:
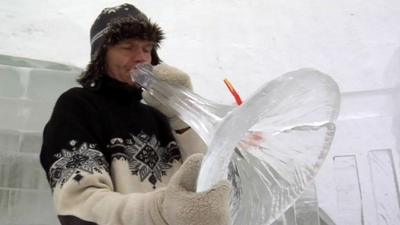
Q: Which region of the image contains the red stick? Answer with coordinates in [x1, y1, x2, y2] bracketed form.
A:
[223, 78, 243, 105]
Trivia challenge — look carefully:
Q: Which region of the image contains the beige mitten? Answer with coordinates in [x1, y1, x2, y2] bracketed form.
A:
[161, 154, 231, 225]
[142, 63, 193, 131]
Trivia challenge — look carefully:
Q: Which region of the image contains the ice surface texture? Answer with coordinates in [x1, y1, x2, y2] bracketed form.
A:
[0, 55, 80, 225]
[133, 65, 340, 225]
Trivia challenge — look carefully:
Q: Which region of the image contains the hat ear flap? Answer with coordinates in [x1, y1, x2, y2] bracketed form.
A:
[151, 49, 161, 65]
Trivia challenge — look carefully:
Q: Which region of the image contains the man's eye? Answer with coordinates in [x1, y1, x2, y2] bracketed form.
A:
[143, 47, 153, 53]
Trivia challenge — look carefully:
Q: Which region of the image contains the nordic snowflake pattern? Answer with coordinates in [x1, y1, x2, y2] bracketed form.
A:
[109, 131, 181, 188]
[49, 141, 109, 189]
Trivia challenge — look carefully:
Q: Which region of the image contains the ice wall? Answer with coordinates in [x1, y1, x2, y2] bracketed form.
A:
[315, 48, 400, 224]
[1, 0, 400, 102]
[0, 55, 80, 225]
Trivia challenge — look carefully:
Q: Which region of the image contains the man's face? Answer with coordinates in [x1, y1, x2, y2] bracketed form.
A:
[106, 38, 153, 85]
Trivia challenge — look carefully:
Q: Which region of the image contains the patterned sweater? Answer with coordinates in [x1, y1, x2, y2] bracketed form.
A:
[40, 75, 205, 225]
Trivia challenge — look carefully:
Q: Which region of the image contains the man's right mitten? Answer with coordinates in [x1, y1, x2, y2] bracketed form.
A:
[159, 153, 231, 225]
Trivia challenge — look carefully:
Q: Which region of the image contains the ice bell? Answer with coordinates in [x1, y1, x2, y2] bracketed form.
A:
[131, 64, 340, 225]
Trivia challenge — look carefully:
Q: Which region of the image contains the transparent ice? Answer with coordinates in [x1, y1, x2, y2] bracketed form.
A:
[0, 55, 80, 225]
[133, 65, 340, 225]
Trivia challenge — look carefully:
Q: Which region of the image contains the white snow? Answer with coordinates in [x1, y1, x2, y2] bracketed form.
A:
[1, 0, 400, 101]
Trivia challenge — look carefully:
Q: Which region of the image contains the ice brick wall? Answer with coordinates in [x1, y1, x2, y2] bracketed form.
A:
[315, 88, 400, 225]
[0, 55, 80, 225]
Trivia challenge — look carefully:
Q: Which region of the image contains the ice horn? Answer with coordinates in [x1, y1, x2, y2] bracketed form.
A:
[132, 64, 341, 225]
[133, 65, 233, 145]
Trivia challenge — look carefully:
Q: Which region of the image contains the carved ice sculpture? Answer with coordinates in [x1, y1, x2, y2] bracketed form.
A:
[132, 65, 340, 225]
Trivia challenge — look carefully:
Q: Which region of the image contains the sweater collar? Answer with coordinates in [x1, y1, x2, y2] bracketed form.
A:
[90, 75, 143, 103]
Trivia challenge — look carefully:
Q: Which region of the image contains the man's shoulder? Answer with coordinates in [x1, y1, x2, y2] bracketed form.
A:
[53, 87, 101, 111]
[61, 86, 88, 97]
[58, 87, 96, 102]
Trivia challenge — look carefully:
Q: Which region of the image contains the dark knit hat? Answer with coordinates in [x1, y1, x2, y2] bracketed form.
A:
[78, 3, 164, 87]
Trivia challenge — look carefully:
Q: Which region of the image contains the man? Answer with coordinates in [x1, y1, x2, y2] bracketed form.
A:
[40, 3, 230, 225]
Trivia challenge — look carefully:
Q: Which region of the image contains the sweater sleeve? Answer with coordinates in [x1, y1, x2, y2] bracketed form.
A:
[173, 128, 207, 162]
[40, 89, 167, 225]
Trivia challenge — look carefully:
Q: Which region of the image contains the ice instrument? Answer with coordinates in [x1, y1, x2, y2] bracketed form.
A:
[132, 65, 340, 225]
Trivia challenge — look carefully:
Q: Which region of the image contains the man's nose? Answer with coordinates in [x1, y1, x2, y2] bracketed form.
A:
[131, 48, 148, 63]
